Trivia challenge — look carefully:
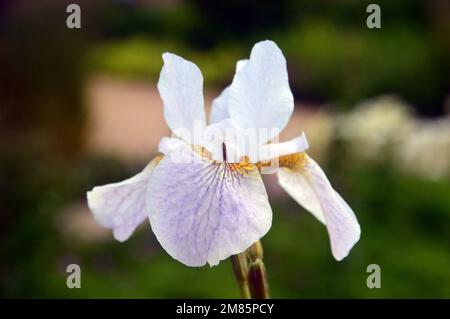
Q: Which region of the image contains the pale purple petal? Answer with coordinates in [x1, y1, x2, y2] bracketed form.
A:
[278, 154, 360, 260]
[87, 156, 161, 241]
[146, 146, 272, 267]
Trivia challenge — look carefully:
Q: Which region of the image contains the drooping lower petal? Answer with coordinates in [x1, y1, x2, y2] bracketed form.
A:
[278, 154, 360, 261]
[146, 145, 272, 267]
[87, 156, 162, 241]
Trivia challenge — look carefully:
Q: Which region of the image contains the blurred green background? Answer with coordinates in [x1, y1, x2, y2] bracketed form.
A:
[1, 0, 449, 298]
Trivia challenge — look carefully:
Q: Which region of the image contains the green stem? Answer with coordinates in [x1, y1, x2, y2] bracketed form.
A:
[230, 253, 251, 299]
[247, 241, 270, 299]
[231, 240, 270, 299]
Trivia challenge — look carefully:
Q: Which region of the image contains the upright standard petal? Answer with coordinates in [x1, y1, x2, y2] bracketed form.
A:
[146, 146, 272, 267]
[157, 53, 206, 142]
[278, 154, 360, 261]
[235, 59, 249, 72]
[209, 59, 249, 124]
[209, 87, 231, 124]
[228, 40, 294, 143]
[87, 156, 162, 242]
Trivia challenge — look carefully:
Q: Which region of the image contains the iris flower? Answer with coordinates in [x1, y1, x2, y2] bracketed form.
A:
[87, 40, 360, 267]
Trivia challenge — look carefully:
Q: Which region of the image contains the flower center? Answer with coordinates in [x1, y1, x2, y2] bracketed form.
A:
[256, 152, 306, 170]
[222, 142, 227, 162]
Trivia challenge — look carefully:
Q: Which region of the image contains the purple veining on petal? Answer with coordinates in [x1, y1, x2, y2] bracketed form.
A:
[87, 156, 161, 242]
[146, 146, 272, 267]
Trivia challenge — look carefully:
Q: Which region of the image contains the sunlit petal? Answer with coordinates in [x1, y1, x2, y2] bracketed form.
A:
[87, 156, 162, 242]
[228, 40, 294, 143]
[209, 87, 231, 124]
[235, 59, 249, 72]
[146, 145, 272, 267]
[209, 59, 249, 124]
[278, 154, 360, 260]
[157, 53, 206, 141]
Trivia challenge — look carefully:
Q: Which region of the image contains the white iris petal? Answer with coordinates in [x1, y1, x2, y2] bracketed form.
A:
[227, 40, 294, 144]
[258, 132, 309, 162]
[158, 136, 185, 155]
[87, 156, 161, 241]
[278, 154, 361, 261]
[157, 53, 206, 142]
[87, 40, 360, 266]
[210, 59, 249, 124]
